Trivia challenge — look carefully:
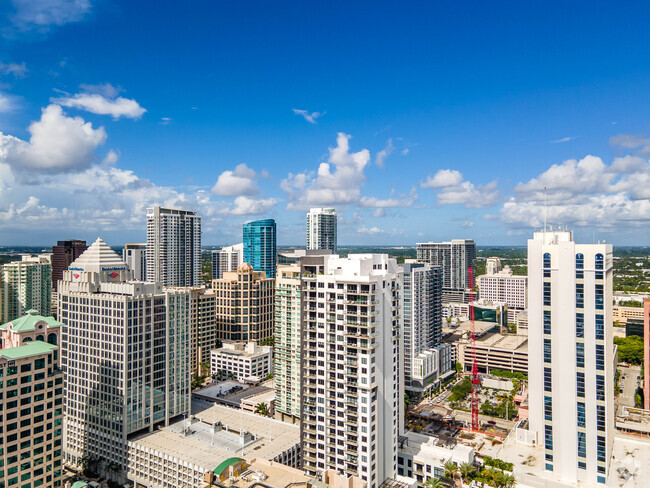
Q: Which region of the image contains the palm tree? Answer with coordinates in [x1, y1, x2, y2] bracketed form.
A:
[501, 474, 516, 488]
[424, 478, 445, 488]
[492, 470, 506, 488]
[104, 460, 121, 481]
[254, 402, 270, 417]
[484, 467, 500, 486]
[199, 361, 210, 375]
[443, 461, 458, 480]
[459, 462, 475, 482]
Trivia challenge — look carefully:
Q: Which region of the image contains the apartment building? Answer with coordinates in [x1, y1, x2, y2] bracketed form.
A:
[306, 207, 337, 253]
[0, 310, 64, 487]
[477, 266, 527, 323]
[123, 243, 147, 280]
[416, 239, 476, 303]
[274, 263, 302, 423]
[212, 243, 244, 279]
[1, 254, 52, 323]
[243, 219, 277, 279]
[58, 238, 191, 481]
[212, 263, 275, 343]
[528, 230, 614, 485]
[210, 341, 273, 381]
[146, 206, 202, 287]
[300, 254, 403, 488]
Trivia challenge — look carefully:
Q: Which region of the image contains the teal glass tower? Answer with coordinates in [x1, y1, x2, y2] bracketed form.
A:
[243, 219, 277, 278]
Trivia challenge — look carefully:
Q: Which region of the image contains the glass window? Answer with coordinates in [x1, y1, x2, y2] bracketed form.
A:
[543, 282, 551, 306]
[543, 253, 551, 278]
[576, 313, 584, 338]
[577, 402, 586, 428]
[596, 375, 605, 401]
[544, 424, 553, 450]
[544, 368, 552, 392]
[544, 396, 552, 421]
[595, 284, 604, 310]
[544, 339, 552, 363]
[595, 253, 604, 280]
[576, 283, 584, 309]
[576, 253, 584, 279]
[595, 315, 604, 340]
[577, 372, 585, 398]
[578, 431, 586, 458]
[596, 344, 605, 371]
[597, 405, 606, 432]
[576, 342, 585, 368]
[543, 311, 551, 335]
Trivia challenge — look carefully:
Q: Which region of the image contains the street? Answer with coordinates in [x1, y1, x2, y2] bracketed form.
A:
[617, 364, 642, 408]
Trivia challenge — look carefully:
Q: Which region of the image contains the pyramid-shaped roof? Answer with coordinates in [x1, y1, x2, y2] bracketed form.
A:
[69, 237, 127, 273]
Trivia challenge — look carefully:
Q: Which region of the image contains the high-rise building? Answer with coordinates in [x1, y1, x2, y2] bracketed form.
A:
[527, 230, 613, 485]
[300, 254, 403, 488]
[51, 240, 87, 293]
[59, 238, 191, 478]
[146, 206, 202, 287]
[643, 299, 649, 410]
[306, 207, 337, 253]
[274, 263, 302, 423]
[0, 310, 63, 487]
[243, 219, 276, 279]
[212, 263, 275, 343]
[477, 266, 527, 323]
[211, 243, 243, 279]
[486, 257, 503, 275]
[123, 243, 147, 280]
[402, 263, 443, 395]
[184, 286, 218, 376]
[1, 254, 52, 322]
[416, 239, 476, 302]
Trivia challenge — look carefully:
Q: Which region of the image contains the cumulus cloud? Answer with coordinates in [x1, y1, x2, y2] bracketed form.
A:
[8, 0, 92, 32]
[375, 138, 394, 168]
[282, 132, 370, 209]
[0, 92, 20, 112]
[0, 61, 27, 77]
[0, 104, 106, 173]
[421, 169, 464, 188]
[78, 82, 121, 98]
[357, 226, 384, 235]
[610, 133, 650, 157]
[225, 196, 279, 215]
[52, 91, 146, 120]
[359, 188, 417, 208]
[212, 163, 260, 196]
[422, 169, 499, 208]
[292, 109, 325, 124]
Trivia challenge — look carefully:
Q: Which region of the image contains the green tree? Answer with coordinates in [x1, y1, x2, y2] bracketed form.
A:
[443, 461, 458, 480]
[614, 336, 644, 364]
[424, 479, 445, 488]
[254, 402, 270, 417]
[460, 462, 475, 481]
[501, 474, 516, 488]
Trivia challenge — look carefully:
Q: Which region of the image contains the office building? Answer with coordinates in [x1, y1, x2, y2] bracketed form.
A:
[527, 230, 613, 485]
[1, 254, 52, 323]
[123, 243, 147, 280]
[274, 263, 302, 423]
[51, 240, 87, 293]
[416, 239, 476, 303]
[58, 238, 191, 480]
[485, 256, 503, 275]
[477, 266, 527, 323]
[300, 254, 403, 487]
[644, 299, 649, 409]
[0, 309, 63, 487]
[146, 206, 202, 287]
[210, 341, 273, 381]
[243, 219, 276, 279]
[212, 263, 275, 343]
[306, 207, 337, 253]
[402, 263, 444, 395]
[212, 243, 244, 279]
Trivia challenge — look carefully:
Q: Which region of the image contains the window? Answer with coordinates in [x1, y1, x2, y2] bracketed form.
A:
[576, 253, 584, 279]
[543, 311, 551, 335]
[576, 313, 584, 338]
[544, 368, 552, 392]
[595, 253, 604, 280]
[543, 282, 551, 306]
[544, 424, 553, 450]
[595, 315, 604, 340]
[576, 342, 585, 368]
[597, 405, 606, 432]
[595, 284, 604, 310]
[596, 344, 605, 371]
[543, 253, 551, 278]
[544, 339, 552, 363]
[544, 396, 552, 421]
[577, 402, 586, 428]
[576, 283, 584, 309]
[577, 372, 585, 398]
[578, 431, 586, 458]
[597, 436, 606, 462]
[596, 375, 605, 401]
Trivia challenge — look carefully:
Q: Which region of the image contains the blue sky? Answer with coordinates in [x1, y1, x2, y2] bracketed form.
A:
[2, 1, 650, 246]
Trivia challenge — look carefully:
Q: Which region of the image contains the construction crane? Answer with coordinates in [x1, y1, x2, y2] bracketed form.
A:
[468, 267, 479, 432]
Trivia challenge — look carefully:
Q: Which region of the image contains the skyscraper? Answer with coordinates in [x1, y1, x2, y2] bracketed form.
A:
[300, 254, 403, 488]
[243, 218, 277, 279]
[527, 230, 613, 485]
[211, 243, 243, 279]
[416, 239, 476, 302]
[306, 207, 337, 253]
[52, 240, 87, 292]
[123, 243, 147, 280]
[1, 254, 52, 322]
[402, 262, 443, 395]
[59, 238, 191, 478]
[146, 206, 201, 287]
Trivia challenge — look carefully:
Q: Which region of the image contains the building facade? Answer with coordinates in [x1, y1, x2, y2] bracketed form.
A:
[306, 207, 337, 253]
[243, 219, 276, 279]
[416, 239, 476, 303]
[212, 263, 275, 343]
[210, 341, 273, 381]
[1, 254, 52, 323]
[300, 254, 403, 488]
[212, 243, 244, 280]
[477, 266, 527, 323]
[644, 299, 649, 410]
[528, 230, 614, 485]
[274, 264, 302, 423]
[146, 206, 202, 287]
[58, 238, 191, 480]
[51, 240, 87, 293]
[402, 263, 443, 395]
[123, 243, 147, 281]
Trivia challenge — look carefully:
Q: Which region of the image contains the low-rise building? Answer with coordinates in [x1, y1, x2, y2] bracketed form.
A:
[211, 341, 273, 381]
[241, 388, 275, 416]
[612, 305, 645, 325]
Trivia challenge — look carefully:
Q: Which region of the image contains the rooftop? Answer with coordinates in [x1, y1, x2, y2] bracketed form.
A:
[0, 341, 57, 360]
[69, 237, 126, 273]
[0, 309, 62, 332]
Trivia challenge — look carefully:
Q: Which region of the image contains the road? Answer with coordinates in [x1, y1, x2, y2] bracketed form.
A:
[617, 365, 642, 407]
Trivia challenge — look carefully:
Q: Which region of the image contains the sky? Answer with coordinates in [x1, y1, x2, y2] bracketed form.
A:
[1, 1, 650, 247]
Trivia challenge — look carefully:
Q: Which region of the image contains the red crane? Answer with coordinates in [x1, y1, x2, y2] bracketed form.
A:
[468, 267, 479, 431]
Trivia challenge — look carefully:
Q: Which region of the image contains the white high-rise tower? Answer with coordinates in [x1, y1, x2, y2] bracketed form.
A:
[306, 207, 337, 253]
[527, 230, 613, 485]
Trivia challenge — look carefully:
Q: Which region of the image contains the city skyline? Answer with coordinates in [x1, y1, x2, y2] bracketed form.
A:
[2, 2, 650, 247]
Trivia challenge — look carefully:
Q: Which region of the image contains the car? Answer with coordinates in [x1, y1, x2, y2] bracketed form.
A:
[486, 420, 497, 425]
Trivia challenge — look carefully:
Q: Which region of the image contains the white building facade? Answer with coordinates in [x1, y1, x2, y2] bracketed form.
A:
[416, 239, 475, 303]
[123, 243, 147, 280]
[210, 341, 273, 381]
[527, 230, 613, 485]
[300, 254, 403, 488]
[211, 243, 243, 280]
[146, 206, 201, 287]
[306, 207, 337, 253]
[59, 238, 191, 478]
[477, 266, 527, 323]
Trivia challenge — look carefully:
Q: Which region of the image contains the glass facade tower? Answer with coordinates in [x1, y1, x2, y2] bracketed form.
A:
[243, 219, 277, 279]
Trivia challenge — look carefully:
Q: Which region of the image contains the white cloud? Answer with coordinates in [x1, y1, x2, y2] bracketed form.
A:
[160, 117, 172, 125]
[292, 109, 325, 124]
[225, 196, 279, 215]
[359, 188, 417, 208]
[375, 138, 394, 168]
[610, 133, 650, 156]
[357, 226, 384, 235]
[8, 0, 91, 31]
[421, 169, 464, 188]
[0, 61, 27, 77]
[0, 92, 20, 112]
[102, 149, 119, 166]
[0, 104, 106, 173]
[78, 82, 121, 98]
[282, 132, 370, 209]
[401, 148, 409, 156]
[212, 163, 260, 197]
[551, 136, 575, 143]
[460, 221, 475, 228]
[52, 92, 146, 120]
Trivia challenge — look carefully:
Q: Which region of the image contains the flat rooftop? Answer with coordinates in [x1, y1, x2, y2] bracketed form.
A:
[226, 459, 310, 488]
[129, 401, 300, 471]
[475, 333, 528, 352]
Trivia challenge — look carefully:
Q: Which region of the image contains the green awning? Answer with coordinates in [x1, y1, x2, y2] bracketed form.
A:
[213, 457, 244, 476]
